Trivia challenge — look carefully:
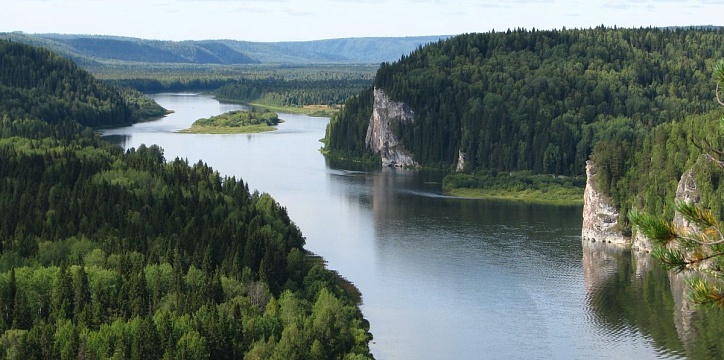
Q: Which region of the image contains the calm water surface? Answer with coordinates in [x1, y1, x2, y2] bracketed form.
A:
[102, 94, 722, 360]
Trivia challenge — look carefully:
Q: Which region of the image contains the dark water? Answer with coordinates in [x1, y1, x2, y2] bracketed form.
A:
[102, 94, 723, 360]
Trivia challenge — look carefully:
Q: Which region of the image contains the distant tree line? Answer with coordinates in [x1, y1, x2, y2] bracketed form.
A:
[107, 78, 234, 93]
[215, 78, 372, 107]
[105, 71, 373, 109]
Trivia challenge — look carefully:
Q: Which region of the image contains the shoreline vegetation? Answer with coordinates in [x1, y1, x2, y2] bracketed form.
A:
[443, 171, 585, 205]
[178, 108, 281, 134]
[214, 96, 340, 117]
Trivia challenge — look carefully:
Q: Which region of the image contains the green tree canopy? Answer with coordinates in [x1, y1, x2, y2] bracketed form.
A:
[630, 59, 724, 307]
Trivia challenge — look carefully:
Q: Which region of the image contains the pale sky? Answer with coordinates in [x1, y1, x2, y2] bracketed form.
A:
[2, 0, 723, 42]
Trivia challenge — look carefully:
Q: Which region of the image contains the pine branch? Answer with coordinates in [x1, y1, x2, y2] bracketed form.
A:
[689, 277, 724, 306]
[629, 209, 677, 245]
[674, 202, 724, 246]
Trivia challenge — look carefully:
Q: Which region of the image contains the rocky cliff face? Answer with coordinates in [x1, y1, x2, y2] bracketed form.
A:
[581, 160, 629, 246]
[673, 168, 701, 228]
[584, 158, 702, 251]
[456, 150, 466, 172]
[365, 88, 418, 167]
[582, 161, 712, 349]
[631, 167, 701, 252]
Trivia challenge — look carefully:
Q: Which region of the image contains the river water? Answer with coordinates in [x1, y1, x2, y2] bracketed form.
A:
[101, 94, 723, 360]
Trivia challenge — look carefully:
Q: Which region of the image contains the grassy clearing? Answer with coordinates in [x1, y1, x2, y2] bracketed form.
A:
[446, 187, 584, 205]
[246, 102, 339, 117]
[443, 171, 585, 205]
[215, 96, 340, 117]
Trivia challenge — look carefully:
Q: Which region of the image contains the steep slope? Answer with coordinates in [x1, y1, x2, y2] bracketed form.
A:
[324, 27, 724, 175]
[0, 40, 135, 127]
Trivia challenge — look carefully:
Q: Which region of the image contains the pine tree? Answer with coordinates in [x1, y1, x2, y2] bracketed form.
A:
[52, 263, 74, 321]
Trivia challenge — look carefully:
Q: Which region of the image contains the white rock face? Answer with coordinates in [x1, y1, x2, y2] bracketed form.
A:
[673, 167, 701, 229]
[456, 150, 467, 172]
[365, 88, 418, 167]
[581, 160, 630, 246]
[631, 230, 654, 253]
[632, 167, 701, 253]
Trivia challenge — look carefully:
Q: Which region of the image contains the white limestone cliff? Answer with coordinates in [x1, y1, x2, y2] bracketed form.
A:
[581, 160, 629, 246]
[582, 160, 700, 249]
[456, 150, 467, 172]
[672, 167, 701, 229]
[632, 167, 701, 253]
[365, 88, 418, 167]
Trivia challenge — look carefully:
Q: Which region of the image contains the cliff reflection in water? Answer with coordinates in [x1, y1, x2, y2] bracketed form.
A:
[583, 241, 724, 359]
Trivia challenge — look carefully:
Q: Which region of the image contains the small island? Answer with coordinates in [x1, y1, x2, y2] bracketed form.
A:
[178, 108, 281, 134]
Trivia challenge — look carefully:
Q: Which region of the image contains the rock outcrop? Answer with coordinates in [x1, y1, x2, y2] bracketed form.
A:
[631, 230, 654, 253]
[632, 167, 701, 252]
[365, 88, 418, 167]
[456, 150, 466, 172]
[582, 160, 715, 351]
[673, 167, 701, 229]
[581, 160, 629, 246]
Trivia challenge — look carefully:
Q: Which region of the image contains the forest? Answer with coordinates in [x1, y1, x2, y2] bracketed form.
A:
[0, 41, 167, 127]
[324, 27, 724, 179]
[0, 40, 373, 359]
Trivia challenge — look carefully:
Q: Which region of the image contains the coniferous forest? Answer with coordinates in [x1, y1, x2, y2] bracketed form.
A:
[325, 27, 724, 176]
[0, 40, 372, 359]
[0, 41, 167, 127]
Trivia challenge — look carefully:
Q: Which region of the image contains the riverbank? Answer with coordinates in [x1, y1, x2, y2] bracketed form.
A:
[215, 96, 339, 117]
[445, 187, 584, 205]
[443, 171, 585, 205]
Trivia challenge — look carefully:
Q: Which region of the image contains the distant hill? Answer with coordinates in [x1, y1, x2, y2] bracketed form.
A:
[0, 32, 448, 65]
[219, 36, 448, 64]
[0, 39, 138, 128]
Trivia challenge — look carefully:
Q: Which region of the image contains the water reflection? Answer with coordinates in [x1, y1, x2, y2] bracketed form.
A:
[102, 134, 130, 147]
[582, 241, 724, 359]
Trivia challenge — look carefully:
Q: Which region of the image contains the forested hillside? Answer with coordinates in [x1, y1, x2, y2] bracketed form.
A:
[0, 40, 165, 127]
[324, 27, 724, 176]
[0, 41, 372, 359]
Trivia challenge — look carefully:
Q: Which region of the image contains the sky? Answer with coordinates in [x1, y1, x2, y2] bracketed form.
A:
[2, 0, 723, 42]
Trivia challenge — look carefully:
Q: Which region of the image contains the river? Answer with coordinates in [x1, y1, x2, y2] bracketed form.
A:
[101, 94, 723, 360]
